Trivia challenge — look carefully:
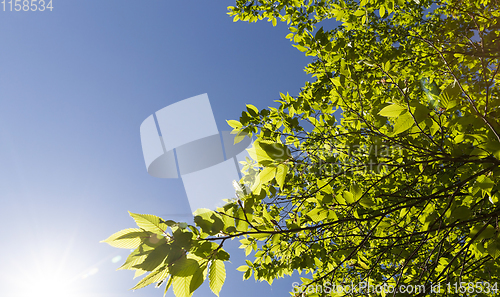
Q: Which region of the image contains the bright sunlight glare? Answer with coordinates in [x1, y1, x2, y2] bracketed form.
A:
[5, 233, 113, 297]
[17, 272, 81, 297]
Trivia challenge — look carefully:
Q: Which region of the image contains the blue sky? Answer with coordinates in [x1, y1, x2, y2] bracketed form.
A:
[0, 1, 313, 296]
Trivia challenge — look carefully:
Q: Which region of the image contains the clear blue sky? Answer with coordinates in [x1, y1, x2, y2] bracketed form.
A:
[0, 1, 314, 296]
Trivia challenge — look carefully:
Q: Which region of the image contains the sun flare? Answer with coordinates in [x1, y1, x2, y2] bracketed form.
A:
[17, 273, 78, 297]
[6, 238, 102, 297]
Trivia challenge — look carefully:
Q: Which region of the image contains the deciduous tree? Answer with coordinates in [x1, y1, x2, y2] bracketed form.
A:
[103, 0, 500, 295]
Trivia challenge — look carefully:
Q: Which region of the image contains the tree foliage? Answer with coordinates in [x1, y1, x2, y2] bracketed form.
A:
[103, 0, 500, 295]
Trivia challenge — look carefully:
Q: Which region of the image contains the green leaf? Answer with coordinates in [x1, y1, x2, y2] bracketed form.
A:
[317, 179, 333, 194]
[331, 77, 342, 87]
[133, 243, 170, 271]
[275, 164, 288, 190]
[410, 102, 429, 123]
[294, 44, 308, 52]
[170, 256, 200, 277]
[429, 119, 440, 136]
[421, 78, 441, 108]
[134, 268, 147, 279]
[172, 275, 193, 297]
[129, 212, 168, 235]
[171, 255, 202, 297]
[119, 243, 157, 271]
[335, 193, 346, 205]
[236, 265, 248, 272]
[350, 183, 362, 200]
[378, 104, 406, 117]
[359, 197, 375, 208]
[234, 131, 248, 144]
[252, 166, 277, 193]
[470, 225, 496, 241]
[392, 111, 414, 135]
[216, 249, 230, 261]
[248, 140, 291, 165]
[131, 265, 169, 290]
[189, 265, 206, 294]
[358, 259, 369, 270]
[482, 141, 500, 159]
[379, 5, 386, 17]
[163, 275, 173, 296]
[209, 260, 226, 297]
[101, 228, 149, 249]
[306, 208, 329, 222]
[487, 240, 500, 260]
[172, 228, 194, 250]
[354, 9, 365, 16]
[247, 141, 273, 165]
[246, 104, 259, 116]
[194, 209, 215, 234]
[259, 167, 277, 184]
[439, 82, 461, 109]
[227, 120, 242, 129]
[450, 206, 471, 222]
[343, 191, 355, 204]
[243, 268, 252, 280]
[383, 60, 391, 72]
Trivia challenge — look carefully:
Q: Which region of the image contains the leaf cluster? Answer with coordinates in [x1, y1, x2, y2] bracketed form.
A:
[105, 0, 500, 296]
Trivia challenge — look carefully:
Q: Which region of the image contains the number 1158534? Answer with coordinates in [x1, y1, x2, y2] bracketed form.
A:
[2, 0, 53, 11]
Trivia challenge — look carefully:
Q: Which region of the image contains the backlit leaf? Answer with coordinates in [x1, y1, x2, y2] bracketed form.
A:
[209, 260, 226, 297]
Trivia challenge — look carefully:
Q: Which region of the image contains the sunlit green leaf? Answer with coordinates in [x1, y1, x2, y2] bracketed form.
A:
[129, 212, 169, 235]
[209, 260, 226, 296]
[101, 228, 149, 249]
